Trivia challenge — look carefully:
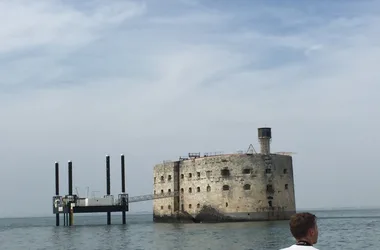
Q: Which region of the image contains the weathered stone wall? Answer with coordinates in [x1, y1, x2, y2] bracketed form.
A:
[152, 161, 175, 220]
[269, 154, 296, 211]
[153, 153, 296, 222]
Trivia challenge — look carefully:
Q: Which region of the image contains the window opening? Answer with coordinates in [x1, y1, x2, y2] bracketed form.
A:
[221, 168, 230, 177]
[243, 168, 251, 174]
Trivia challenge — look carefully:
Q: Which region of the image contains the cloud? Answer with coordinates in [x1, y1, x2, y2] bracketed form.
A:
[0, 0, 379, 217]
[0, 0, 146, 91]
[0, 0, 145, 52]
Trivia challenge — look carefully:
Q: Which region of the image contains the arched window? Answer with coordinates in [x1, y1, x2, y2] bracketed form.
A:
[197, 187, 200, 192]
[160, 176, 164, 181]
[168, 189, 171, 194]
[243, 184, 251, 190]
[197, 203, 200, 208]
[189, 187, 192, 193]
[207, 185, 211, 192]
[181, 188, 184, 194]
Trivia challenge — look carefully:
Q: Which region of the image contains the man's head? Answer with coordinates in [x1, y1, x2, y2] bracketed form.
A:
[289, 212, 318, 245]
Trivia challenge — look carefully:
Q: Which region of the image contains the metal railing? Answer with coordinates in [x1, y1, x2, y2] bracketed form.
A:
[129, 191, 179, 203]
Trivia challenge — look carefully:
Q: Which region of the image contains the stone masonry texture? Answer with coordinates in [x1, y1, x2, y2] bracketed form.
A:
[153, 153, 296, 223]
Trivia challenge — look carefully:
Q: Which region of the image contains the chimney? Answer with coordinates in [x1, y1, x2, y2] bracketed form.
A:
[258, 127, 271, 154]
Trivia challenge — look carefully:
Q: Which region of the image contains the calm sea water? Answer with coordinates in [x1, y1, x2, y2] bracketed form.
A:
[0, 209, 379, 250]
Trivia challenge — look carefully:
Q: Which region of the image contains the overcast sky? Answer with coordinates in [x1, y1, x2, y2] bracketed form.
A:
[0, 0, 379, 218]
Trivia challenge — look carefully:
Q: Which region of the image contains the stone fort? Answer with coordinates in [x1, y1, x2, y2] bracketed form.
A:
[152, 127, 296, 222]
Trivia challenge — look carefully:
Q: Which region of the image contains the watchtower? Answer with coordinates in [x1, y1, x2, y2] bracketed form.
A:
[258, 127, 272, 155]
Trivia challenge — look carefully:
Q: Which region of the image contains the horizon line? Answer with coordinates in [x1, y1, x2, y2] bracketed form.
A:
[1, 206, 380, 219]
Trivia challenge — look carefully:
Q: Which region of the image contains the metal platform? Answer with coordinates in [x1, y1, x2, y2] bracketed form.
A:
[53, 193, 129, 214]
[53, 155, 129, 226]
[53, 154, 180, 226]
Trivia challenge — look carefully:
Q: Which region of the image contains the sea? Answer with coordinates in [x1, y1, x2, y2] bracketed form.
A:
[0, 209, 379, 250]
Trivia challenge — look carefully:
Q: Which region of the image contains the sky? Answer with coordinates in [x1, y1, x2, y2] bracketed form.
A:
[0, 0, 379, 218]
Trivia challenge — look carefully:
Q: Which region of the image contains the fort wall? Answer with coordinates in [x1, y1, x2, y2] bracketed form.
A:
[152, 161, 175, 220]
[153, 127, 296, 222]
[153, 153, 296, 222]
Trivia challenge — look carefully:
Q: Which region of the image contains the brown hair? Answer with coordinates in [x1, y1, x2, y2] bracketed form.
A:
[289, 212, 317, 239]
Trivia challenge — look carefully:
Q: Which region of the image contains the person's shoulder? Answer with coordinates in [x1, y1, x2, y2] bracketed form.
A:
[278, 246, 293, 250]
[279, 246, 319, 250]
